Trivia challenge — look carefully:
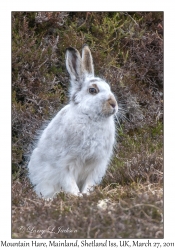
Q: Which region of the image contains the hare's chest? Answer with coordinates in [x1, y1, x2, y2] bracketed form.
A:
[80, 119, 115, 158]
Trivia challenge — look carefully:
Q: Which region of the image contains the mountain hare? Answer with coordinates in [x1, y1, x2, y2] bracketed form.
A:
[28, 45, 118, 198]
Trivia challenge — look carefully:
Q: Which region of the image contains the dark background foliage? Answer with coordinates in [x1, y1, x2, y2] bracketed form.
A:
[12, 12, 163, 238]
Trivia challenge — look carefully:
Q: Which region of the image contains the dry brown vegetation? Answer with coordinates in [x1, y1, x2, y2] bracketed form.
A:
[12, 12, 163, 238]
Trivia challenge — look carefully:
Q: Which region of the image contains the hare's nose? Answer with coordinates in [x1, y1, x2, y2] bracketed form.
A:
[108, 96, 117, 108]
[110, 102, 116, 108]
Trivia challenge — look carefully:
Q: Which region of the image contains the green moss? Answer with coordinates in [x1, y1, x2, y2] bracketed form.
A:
[151, 121, 163, 138]
[119, 122, 163, 156]
[12, 146, 23, 163]
[152, 208, 162, 220]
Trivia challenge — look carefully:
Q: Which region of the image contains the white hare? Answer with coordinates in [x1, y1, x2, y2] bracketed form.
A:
[28, 45, 118, 198]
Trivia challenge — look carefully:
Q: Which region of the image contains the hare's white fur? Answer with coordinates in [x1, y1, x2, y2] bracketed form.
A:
[28, 45, 118, 198]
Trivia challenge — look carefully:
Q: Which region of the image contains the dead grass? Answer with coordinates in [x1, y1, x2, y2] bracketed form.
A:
[12, 177, 163, 239]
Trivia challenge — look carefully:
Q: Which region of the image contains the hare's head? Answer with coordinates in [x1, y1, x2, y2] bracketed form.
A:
[66, 45, 118, 119]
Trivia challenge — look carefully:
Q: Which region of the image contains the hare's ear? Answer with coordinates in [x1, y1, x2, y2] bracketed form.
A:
[66, 47, 84, 82]
[82, 45, 94, 76]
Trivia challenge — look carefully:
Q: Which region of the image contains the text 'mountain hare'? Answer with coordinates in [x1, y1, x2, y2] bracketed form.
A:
[28, 45, 118, 198]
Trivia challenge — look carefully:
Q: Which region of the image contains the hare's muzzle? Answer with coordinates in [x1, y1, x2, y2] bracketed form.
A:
[102, 95, 118, 116]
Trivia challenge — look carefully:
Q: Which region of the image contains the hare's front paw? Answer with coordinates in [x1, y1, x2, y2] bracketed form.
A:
[81, 181, 94, 195]
[68, 189, 82, 197]
[62, 179, 80, 196]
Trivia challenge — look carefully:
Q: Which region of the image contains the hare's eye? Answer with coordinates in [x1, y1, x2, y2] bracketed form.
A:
[89, 88, 97, 94]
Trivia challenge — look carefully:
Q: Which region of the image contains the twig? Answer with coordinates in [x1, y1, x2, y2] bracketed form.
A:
[124, 12, 139, 26]
[119, 201, 160, 212]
